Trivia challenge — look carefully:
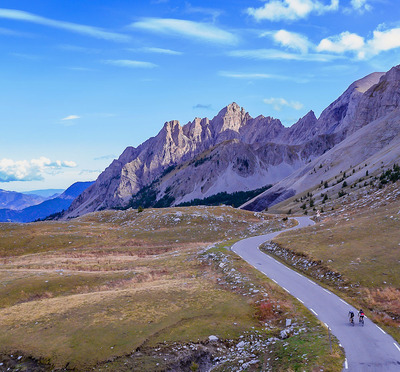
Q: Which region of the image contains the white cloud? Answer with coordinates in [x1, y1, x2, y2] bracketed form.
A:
[246, 0, 339, 22]
[130, 18, 238, 45]
[0, 8, 130, 42]
[228, 48, 339, 62]
[317, 31, 365, 53]
[264, 97, 303, 111]
[316, 27, 400, 59]
[104, 59, 158, 68]
[62, 115, 80, 121]
[137, 47, 183, 55]
[264, 29, 311, 53]
[367, 28, 400, 56]
[351, 0, 371, 11]
[0, 157, 77, 182]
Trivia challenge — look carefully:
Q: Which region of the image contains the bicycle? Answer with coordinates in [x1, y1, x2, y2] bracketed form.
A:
[359, 315, 364, 326]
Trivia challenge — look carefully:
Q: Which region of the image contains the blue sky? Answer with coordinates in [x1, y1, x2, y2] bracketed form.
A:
[0, 0, 399, 192]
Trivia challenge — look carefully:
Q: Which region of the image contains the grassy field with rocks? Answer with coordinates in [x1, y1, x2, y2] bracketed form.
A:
[0, 206, 343, 371]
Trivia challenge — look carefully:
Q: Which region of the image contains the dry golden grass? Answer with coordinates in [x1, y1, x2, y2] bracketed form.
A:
[0, 206, 342, 370]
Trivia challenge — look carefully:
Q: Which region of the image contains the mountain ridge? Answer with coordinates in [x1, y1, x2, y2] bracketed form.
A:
[64, 65, 400, 217]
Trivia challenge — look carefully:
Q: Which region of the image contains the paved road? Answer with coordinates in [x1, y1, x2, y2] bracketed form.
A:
[232, 216, 400, 371]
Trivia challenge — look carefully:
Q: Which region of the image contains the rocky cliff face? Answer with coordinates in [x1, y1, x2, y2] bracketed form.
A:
[65, 65, 399, 217]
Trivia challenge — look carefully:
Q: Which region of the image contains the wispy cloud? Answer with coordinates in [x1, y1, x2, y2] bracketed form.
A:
[130, 17, 238, 45]
[10, 52, 41, 60]
[228, 48, 340, 62]
[58, 44, 101, 54]
[131, 47, 183, 55]
[263, 97, 303, 111]
[0, 26, 32, 37]
[0, 157, 77, 182]
[62, 115, 80, 121]
[94, 154, 117, 161]
[79, 169, 102, 176]
[103, 59, 158, 68]
[219, 71, 309, 82]
[246, 0, 339, 22]
[65, 67, 96, 72]
[0, 8, 130, 42]
[193, 103, 212, 110]
[184, 3, 223, 22]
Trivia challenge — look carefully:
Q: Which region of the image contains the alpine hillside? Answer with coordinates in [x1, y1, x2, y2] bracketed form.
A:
[242, 65, 400, 211]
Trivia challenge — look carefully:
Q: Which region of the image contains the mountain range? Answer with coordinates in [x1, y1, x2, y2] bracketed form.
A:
[0, 190, 49, 211]
[0, 182, 93, 222]
[64, 64, 400, 218]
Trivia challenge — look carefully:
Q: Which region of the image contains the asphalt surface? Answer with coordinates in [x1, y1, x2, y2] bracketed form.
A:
[232, 216, 400, 371]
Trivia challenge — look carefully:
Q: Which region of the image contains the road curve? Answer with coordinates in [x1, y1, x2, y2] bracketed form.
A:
[232, 216, 400, 372]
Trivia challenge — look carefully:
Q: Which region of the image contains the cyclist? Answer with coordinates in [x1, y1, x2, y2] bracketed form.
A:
[348, 310, 355, 325]
[358, 309, 365, 324]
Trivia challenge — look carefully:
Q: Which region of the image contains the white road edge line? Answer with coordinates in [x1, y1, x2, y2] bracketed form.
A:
[308, 279, 316, 285]
[282, 287, 290, 293]
[339, 298, 347, 305]
[394, 343, 400, 352]
[377, 326, 387, 335]
[324, 322, 329, 328]
[296, 297, 304, 304]
[344, 358, 348, 369]
[272, 279, 278, 284]
[310, 308, 318, 316]
[322, 288, 330, 294]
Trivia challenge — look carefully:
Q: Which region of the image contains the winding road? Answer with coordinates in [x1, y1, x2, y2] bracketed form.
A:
[232, 216, 400, 371]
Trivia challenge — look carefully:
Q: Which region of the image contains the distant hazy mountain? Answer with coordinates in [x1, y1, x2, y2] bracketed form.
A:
[0, 189, 46, 210]
[22, 189, 64, 198]
[0, 181, 93, 222]
[64, 64, 400, 217]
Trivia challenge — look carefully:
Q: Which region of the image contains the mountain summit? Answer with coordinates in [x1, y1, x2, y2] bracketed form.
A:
[65, 65, 400, 218]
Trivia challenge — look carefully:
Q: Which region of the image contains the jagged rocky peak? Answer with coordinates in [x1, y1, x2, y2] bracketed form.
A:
[281, 110, 318, 145]
[382, 64, 400, 82]
[182, 117, 210, 141]
[212, 102, 249, 135]
[291, 110, 317, 129]
[163, 119, 181, 132]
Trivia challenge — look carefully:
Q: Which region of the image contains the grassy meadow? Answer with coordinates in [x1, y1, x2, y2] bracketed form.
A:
[0, 206, 343, 371]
